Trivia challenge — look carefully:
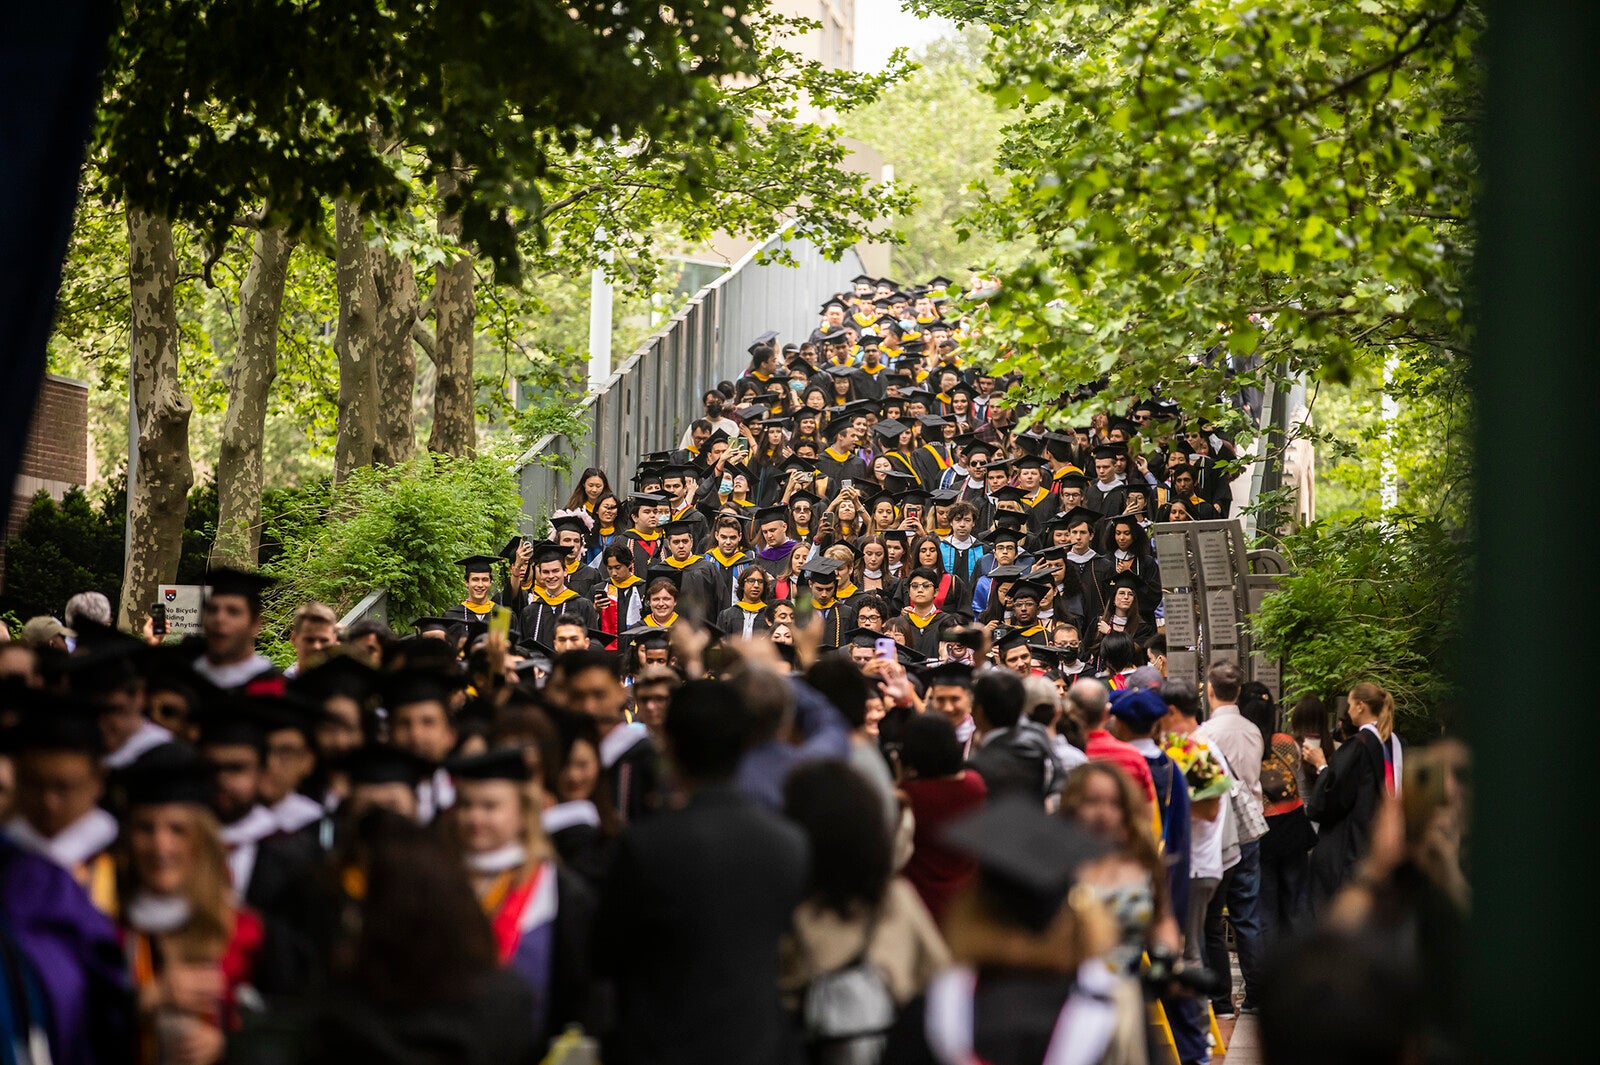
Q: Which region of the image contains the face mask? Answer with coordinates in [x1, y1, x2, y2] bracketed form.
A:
[899, 318, 917, 331]
[790, 379, 806, 392]
[1061, 643, 1080, 660]
[720, 478, 733, 494]
[706, 400, 724, 417]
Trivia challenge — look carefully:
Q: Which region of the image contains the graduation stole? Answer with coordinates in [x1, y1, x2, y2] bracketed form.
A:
[1023, 487, 1051, 508]
[665, 554, 703, 569]
[1016, 623, 1045, 638]
[734, 600, 767, 613]
[825, 445, 854, 463]
[565, 559, 582, 576]
[916, 314, 937, 324]
[853, 311, 877, 328]
[859, 362, 884, 375]
[534, 587, 577, 607]
[709, 547, 748, 568]
[886, 451, 919, 479]
[750, 370, 771, 382]
[730, 497, 755, 509]
[1052, 464, 1085, 481]
[835, 582, 859, 600]
[812, 595, 837, 610]
[921, 443, 953, 472]
[461, 601, 495, 617]
[629, 527, 661, 541]
[644, 612, 679, 628]
[904, 608, 940, 629]
[606, 575, 641, 598]
[794, 526, 811, 539]
[672, 504, 698, 521]
[598, 524, 616, 537]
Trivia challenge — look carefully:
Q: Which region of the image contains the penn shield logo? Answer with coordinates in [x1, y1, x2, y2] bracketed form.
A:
[164, 589, 177, 603]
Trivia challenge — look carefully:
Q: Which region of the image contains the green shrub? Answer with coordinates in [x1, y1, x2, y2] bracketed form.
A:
[259, 452, 523, 661]
[0, 488, 124, 621]
[1250, 514, 1467, 743]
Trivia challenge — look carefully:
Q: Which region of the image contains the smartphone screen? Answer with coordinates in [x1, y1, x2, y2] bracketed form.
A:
[905, 505, 922, 522]
[489, 605, 512, 639]
[840, 478, 853, 493]
[150, 603, 167, 636]
[875, 636, 897, 662]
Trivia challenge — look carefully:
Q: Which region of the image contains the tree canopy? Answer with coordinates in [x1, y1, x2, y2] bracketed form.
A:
[914, 0, 1479, 438]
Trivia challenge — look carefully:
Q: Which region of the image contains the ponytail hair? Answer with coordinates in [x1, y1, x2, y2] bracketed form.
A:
[1348, 681, 1394, 742]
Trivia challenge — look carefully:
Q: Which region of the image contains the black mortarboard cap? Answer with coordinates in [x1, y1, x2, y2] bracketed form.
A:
[802, 557, 843, 582]
[123, 744, 212, 807]
[1058, 506, 1099, 530]
[644, 565, 684, 589]
[923, 661, 973, 688]
[979, 525, 1023, 546]
[660, 519, 701, 539]
[456, 555, 500, 576]
[528, 541, 568, 567]
[1109, 570, 1144, 594]
[381, 669, 459, 710]
[991, 486, 1027, 504]
[620, 623, 672, 646]
[872, 419, 910, 441]
[293, 655, 378, 703]
[1007, 579, 1048, 602]
[447, 746, 533, 783]
[548, 514, 590, 537]
[942, 795, 1111, 932]
[206, 567, 275, 609]
[340, 744, 433, 786]
[412, 616, 458, 635]
[752, 505, 790, 529]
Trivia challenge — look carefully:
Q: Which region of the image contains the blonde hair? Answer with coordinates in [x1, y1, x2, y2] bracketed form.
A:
[1348, 682, 1395, 742]
[292, 601, 339, 632]
[449, 777, 554, 880]
[123, 805, 236, 962]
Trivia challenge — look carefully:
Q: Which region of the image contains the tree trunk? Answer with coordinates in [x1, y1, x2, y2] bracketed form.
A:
[334, 199, 379, 480]
[120, 208, 194, 632]
[211, 227, 292, 569]
[429, 170, 476, 457]
[371, 245, 418, 465]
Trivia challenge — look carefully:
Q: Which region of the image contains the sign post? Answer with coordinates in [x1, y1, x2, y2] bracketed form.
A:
[155, 584, 207, 636]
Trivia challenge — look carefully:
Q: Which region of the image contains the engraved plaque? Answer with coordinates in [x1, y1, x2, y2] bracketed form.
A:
[1197, 529, 1235, 588]
[1155, 531, 1190, 586]
[1205, 588, 1239, 642]
[1163, 591, 1197, 647]
[1166, 650, 1200, 686]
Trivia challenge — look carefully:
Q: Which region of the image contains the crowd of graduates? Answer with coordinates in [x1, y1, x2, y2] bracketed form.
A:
[0, 275, 1470, 1065]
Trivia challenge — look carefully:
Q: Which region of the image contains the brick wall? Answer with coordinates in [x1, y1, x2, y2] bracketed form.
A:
[2, 375, 91, 592]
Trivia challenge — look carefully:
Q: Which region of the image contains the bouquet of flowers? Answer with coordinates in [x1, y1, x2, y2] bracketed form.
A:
[1161, 732, 1232, 802]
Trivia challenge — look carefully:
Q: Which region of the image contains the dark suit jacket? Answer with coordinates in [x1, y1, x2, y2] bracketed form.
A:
[1307, 729, 1388, 904]
[597, 784, 809, 1065]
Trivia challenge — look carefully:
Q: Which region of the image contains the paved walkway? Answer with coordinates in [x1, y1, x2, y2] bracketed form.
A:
[1216, 1014, 1261, 1064]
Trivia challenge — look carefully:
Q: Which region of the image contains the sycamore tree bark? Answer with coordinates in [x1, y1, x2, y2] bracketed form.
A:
[211, 226, 292, 569]
[371, 244, 418, 465]
[429, 169, 476, 456]
[334, 199, 379, 480]
[120, 208, 194, 631]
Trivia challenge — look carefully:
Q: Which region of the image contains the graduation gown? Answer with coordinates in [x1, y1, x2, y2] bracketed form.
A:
[716, 602, 772, 640]
[624, 529, 665, 576]
[910, 442, 955, 491]
[600, 577, 646, 636]
[703, 548, 755, 610]
[519, 589, 599, 648]
[811, 599, 855, 648]
[1085, 480, 1129, 517]
[939, 539, 989, 584]
[1064, 551, 1115, 630]
[657, 556, 719, 616]
[600, 725, 666, 825]
[899, 608, 949, 658]
[1109, 551, 1162, 617]
[815, 445, 870, 491]
[1018, 487, 1058, 533]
